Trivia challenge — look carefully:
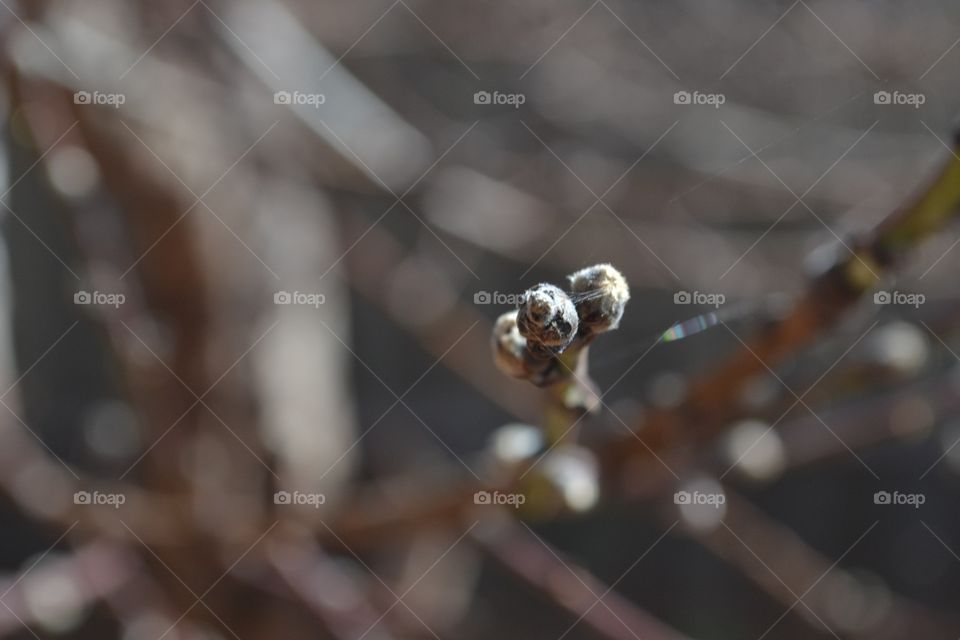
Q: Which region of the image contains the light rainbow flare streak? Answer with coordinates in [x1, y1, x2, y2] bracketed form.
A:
[660, 311, 721, 342]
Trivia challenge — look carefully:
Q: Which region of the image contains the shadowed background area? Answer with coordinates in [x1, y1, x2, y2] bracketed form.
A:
[0, 1, 959, 638]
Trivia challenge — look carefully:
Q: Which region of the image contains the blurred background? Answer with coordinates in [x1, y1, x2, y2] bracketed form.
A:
[0, 0, 960, 638]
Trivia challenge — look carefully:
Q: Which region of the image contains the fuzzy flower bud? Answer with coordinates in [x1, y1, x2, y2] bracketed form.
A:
[567, 263, 630, 333]
[516, 283, 579, 354]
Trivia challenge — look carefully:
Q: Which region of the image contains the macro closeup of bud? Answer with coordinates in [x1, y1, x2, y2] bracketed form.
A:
[516, 283, 579, 355]
[491, 265, 630, 388]
[567, 263, 631, 334]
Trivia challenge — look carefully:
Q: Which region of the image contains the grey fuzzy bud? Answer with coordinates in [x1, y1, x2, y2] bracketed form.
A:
[567, 263, 630, 332]
[516, 283, 579, 354]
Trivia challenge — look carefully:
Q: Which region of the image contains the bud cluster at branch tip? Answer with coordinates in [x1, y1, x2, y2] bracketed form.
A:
[492, 264, 630, 385]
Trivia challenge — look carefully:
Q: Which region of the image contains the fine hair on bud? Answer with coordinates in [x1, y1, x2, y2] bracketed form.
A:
[492, 311, 531, 379]
[516, 283, 579, 354]
[567, 263, 630, 333]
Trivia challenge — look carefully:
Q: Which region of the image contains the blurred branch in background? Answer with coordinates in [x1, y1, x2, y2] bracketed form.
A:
[0, 1, 959, 639]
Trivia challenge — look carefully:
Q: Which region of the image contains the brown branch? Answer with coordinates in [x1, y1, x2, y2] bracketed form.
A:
[474, 518, 692, 640]
[678, 489, 960, 639]
[603, 130, 960, 479]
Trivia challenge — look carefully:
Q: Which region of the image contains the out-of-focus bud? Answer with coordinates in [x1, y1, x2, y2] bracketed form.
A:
[492, 311, 530, 379]
[723, 419, 786, 482]
[567, 263, 630, 333]
[489, 423, 544, 464]
[866, 320, 928, 376]
[540, 444, 599, 513]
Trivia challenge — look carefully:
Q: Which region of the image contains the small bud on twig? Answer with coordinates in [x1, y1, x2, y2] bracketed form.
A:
[516, 283, 579, 355]
[567, 263, 630, 334]
[491, 265, 629, 392]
